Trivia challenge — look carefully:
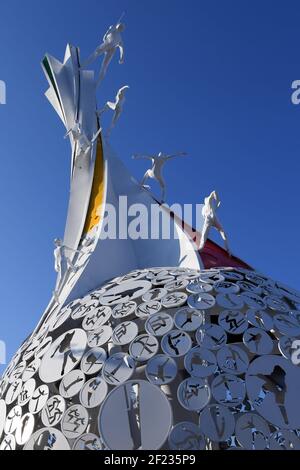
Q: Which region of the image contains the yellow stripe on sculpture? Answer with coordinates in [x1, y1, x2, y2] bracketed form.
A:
[83, 136, 105, 234]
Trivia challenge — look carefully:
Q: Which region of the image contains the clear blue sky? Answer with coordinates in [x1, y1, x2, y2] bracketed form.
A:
[0, 0, 300, 373]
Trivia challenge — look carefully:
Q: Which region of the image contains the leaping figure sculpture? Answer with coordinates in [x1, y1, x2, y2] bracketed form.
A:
[132, 152, 188, 202]
[82, 19, 125, 86]
[98, 85, 129, 137]
[199, 190, 231, 256]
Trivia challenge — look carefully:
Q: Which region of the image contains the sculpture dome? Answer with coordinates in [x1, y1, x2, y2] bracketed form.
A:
[1, 266, 300, 450]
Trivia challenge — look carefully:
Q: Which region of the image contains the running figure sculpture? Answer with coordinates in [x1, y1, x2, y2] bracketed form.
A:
[98, 85, 129, 137]
[82, 21, 125, 85]
[199, 191, 231, 255]
[65, 121, 102, 168]
[132, 152, 188, 202]
[54, 239, 82, 287]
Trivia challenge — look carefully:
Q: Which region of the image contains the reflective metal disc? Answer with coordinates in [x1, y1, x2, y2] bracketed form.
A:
[99, 380, 172, 450]
[168, 422, 206, 450]
[184, 346, 217, 378]
[145, 312, 174, 337]
[61, 404, 89, 440]
[41, 395, 66, 427]
[161, 330, 192, 357]
[145, 355, 178, 385]
[177, 377, 211, 411]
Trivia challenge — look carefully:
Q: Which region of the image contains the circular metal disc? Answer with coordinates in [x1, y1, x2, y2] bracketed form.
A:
[112, 321, 139, 346]
[4, 405, 22, 435]
[184, 346, 217, 378]
[22, 359, 41, 382]
[73, 433, 104, 450]
[161, 292, 188, 309]
[168, 422, 206, 450]
[24, 428, 70, 450]
[112, 301, 137, 319]
[196, 324, 227, 350]
[59, 370, 85, 399]
[218, 310, 248, 335]
[87, 325, 112, 348]
[39, 329, 87, 383]
[136, 301, 161, 318]
[99, 380, 173, 450]
[129, 334, 159, 362]
[174, 308, 203, 332]
[177, 377, 211, 411]
[188, 293, 216, 310]
[265, 296, 290, 313]
[145, 355, 178, 385]
[274, 315, 300, 337]
[211, 374, 246, 407]
[5, 380, 25, 405]
[102, 353, 136, 386]
[61, 404, 89, 440]
[235, 413, 270, 450]
[18, 379, 36, 406]
[269, 430, 300, 450]
[161, 330, 192, 357]
[217, 345, 249, 375]
[246, 355, 300, 429]
[79, 376, 108, 408]
[41, 395, 66, 427]
[200, 404, 235, 442]
[71, 301, 99, 320]
[246, 309, 273, 331]
[186, 280, 213, 294]
[214, 281, 240, 294]
[100, 280, 152, 306]
[80, 347, 107, 375]
[82, 306, 112, 331]
[216, 293, 244, 310]
[145, 312, 174, 337]
[243, 328, 273, 355]
[29, 385, 49, 414]
[15, 413, 35, 446]
[0, 434, 16, 451]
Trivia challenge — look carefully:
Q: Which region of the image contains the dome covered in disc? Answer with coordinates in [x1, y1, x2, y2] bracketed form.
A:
[1, 266, 300, 451]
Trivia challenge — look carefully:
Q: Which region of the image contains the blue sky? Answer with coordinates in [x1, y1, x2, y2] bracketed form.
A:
[0, 0, 300, 373]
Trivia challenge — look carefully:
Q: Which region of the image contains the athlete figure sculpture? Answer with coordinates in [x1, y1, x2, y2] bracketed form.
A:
[132, 152, 188, 202]
[199, 191, 231, 255]
[65, 121, 102, 168]
[98, 85, 129, 137]
[82, 21, 125, 85]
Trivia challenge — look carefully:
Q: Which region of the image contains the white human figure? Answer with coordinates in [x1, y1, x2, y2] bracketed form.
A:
[82, 22, 125, 85]
[199, 191, 231, 255]
[53, 238, 81, 288]
[65, 122, 102, 167]
[132, 152, 187, 202]
[98, 85, 129, 137]
[65, 122, 90, 154]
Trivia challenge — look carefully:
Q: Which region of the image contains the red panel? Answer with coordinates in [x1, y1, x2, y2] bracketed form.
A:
[200, 239, 252, 270]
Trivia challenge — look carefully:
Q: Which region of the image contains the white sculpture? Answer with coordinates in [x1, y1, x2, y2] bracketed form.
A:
[65, 122, 101, 167]
[132, 152, 188, 202]
[199, 191, 231, 255]
[53, 238, 81, 287]
[98, 85, 129, 137]
[83, 21, 125, 85]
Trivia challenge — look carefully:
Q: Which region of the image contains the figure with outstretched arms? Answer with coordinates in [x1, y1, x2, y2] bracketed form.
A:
[132, 152, 188, 202]
[199, 190, 231, 255]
